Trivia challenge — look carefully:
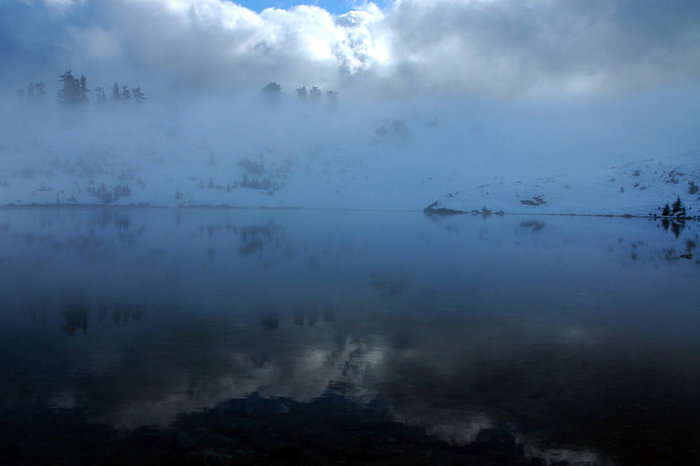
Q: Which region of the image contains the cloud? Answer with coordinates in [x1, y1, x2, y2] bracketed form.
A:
[384, 0, 700, 96]
[1, 0, 699, 97]
[42, 0, 76, 10]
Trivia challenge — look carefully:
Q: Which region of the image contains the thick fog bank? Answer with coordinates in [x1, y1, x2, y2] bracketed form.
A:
[2, 86, 699, 210]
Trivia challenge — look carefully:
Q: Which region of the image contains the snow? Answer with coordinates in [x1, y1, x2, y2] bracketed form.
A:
[426, 152, 700, 218]
[1, 96, 699, 217]
[0, 99, 454, 210]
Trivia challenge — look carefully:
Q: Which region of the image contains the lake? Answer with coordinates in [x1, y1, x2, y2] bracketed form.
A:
[0, 207, 698, 465]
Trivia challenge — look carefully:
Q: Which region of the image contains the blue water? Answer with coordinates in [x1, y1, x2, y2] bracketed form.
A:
[0, 207, 698, 465]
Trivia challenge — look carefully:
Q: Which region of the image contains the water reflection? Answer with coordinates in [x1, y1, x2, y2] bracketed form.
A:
[0, 207, 699, 465]
[59, 301, 89, 335]
[520, 220, 545, 232]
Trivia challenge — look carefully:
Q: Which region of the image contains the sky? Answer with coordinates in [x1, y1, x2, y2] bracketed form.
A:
[2, 0, 699, 100]
[235, 1, 363, 14]
[1, 0, 699, 211]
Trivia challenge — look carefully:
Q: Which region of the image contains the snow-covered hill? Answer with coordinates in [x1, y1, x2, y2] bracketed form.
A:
[1, 97, 699, 215]
[426, 151, 700, 218]
[0, 102, 449, 210]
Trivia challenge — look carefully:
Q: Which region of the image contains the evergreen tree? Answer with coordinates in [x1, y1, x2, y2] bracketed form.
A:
[132, 87, 145, 104]
[20, 81, 47, 104]
[309, 86, 321, 98]
[263, 82, 281, 94]
[671, 196, 684, 215]
[111, 83, 121, 102]
[34, 82, 47, 102]
[94, 86, 107, 104]
[296, 86, 308, 99]
[121, 85, 131, 102]
[79, 75, 89, 102]
[58, 70, 82, 105]
[262, 82, 281, 107]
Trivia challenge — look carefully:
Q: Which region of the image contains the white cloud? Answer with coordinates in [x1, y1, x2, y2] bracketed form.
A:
[2, 0, 700, 97]
[42, 0, 76, 10]
[69, 27, 123, 61]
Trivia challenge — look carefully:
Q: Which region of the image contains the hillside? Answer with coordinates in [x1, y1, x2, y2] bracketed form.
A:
[426, 152, 700, 218]
[1, 98, 698, 216]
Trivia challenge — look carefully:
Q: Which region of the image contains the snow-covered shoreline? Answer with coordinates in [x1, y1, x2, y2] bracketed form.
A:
[425, 151, 699, 219]
[3, 148, 697, 218]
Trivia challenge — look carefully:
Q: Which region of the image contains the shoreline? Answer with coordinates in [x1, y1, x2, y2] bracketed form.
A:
[1, 202, 698, 221]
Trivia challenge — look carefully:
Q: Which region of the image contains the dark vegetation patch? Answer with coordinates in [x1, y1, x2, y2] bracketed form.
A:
[423, 201, 465, 215]
[665, 169, 684, 184]
[471, 206, 504, 216]
[520, 196, 546, 206]
[235, 158, 284, 195]
[689, 180, 699, 195]
[651, 197, 699, 237]
[87, 183, 132, 204]
[374, 119, 411, 143]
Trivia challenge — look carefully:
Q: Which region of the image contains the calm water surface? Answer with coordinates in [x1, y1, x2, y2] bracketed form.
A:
[0, 208, 698, 465]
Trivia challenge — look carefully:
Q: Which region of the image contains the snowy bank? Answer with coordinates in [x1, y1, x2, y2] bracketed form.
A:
[425, 152, 700, 218]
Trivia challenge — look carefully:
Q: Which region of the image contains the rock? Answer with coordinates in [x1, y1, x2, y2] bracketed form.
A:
[423, 201, 465, 215]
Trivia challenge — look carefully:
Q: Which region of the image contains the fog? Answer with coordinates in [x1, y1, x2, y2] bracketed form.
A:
[2, 0, 699, 210]
[3, 85, 699, 209]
